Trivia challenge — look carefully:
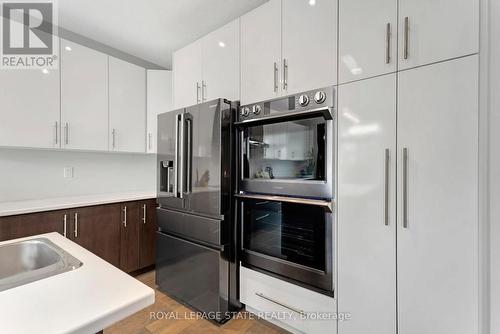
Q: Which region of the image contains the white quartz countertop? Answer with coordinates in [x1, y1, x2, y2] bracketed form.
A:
[0, 191, 157, 217]
[0, 232, 155, 334]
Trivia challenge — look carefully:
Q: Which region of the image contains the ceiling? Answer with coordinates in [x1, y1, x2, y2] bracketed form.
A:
[58, 0, 267, 69]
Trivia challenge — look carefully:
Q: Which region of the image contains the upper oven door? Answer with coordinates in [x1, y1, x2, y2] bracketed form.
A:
[237, 107, 334, 199]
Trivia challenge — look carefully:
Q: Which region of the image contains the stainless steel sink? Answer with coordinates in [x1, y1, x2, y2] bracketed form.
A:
[0, 238, 82, 292]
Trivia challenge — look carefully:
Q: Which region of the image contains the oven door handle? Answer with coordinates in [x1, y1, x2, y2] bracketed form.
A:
[235, 193, 334, 212]
[234, 107, 334, 127]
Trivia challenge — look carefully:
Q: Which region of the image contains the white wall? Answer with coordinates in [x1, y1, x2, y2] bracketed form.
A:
[490, 0, 500, 332]
[0, 148, 156, 202]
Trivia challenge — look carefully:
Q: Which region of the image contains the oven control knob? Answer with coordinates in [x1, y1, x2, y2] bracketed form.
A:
[298, 94, 310, 107]
[252, 105, 262, 115]
[241, 107, 250, 117]
[314, 91, 327, 104]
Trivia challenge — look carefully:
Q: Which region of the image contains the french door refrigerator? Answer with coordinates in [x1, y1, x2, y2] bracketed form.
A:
[156, 99, 239, 323]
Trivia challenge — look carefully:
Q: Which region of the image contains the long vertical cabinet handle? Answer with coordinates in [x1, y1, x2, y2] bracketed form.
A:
[54, 121, 58, 145]
[173, 114, 181, 197]
[403, 148, 409, 228]
[64, 123, 69, 145]
[282, 58, 288, 90]
[184, 114, 193, 194]
[273, 62, 278, 93]
[142, 204, 147, 224]
[202, 80, 207, 102]
[112, 129, 116, 149]
[386, 23, 391, 64]
[178, 113, 185, 199]
[384, 149, 390, 226]
[74, 213, 78, 238]
[63, 213, 67, 238]
[404, 17, 409, 60]
[148, 133, 152, 150]
[122, 206, 127, 227]
[196, 82, 201, 104]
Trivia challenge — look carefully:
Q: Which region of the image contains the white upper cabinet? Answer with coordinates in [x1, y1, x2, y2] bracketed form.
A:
[397, 55, 478, 334]
[282, 0, 337, 94]
[337, 74, 397, 334]
[60, 39, 109, 151]
[0, 67, 60, 149]
[173, 40, 202, 109]
[147, 70, 173, 154]
[202, 19, 240, 102]
[109, 57, 146, 153]
[240, 0, 281, 105]
[339, 0, 397, 83]
[398, 0, 479, 70]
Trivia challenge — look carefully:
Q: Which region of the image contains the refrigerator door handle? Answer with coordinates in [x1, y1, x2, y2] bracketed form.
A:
[174, 113, 181, 198]
[179, 113, 185, 199]
[184, 113, 193, 195]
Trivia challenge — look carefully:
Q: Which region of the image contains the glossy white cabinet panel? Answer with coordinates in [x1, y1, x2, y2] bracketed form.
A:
[339, 0, 397, 83]
[173, 40, 202, 108]
[240, 0, 281, 105]
[109, 57, 146, 153]
[202, 19, 240, 102]
[240, 267, 336, 334]
[0, 67, 60, 149]
[282, 0, 337, 94]
[60, 39, 109, 151]
[338, 74, 397, 334]
[147, 70, 173, 154]
[397, 55, 478, 334]
[398, 0, 479, 70]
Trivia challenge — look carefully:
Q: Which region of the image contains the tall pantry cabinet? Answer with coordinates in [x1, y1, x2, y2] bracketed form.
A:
[338, 55, 479, 334]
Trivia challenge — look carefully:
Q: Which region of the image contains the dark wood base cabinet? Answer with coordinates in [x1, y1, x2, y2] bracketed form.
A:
[0, 199, 157, 274]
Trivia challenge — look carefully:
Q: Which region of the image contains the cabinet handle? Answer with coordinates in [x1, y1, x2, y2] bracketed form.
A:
[384, 149, 390, 226]
[112, 128, 116, 149]
[148, 133, 152, 150]
[63, 213, 67, 238]
[196, 82, 201, 104]
[273, 62, 278, 93]
[202, 80, 207, 101]
[64, 123, 69, 145]
[74, 213, 78, 238]
[255, 292, 306, 316]
[54, 121, 58, 145]
[386, 23, 391, 64]
[142, 204, 146, 224]
[282, 58, 288, 90]
[404, 17, 409, 60]
[403, 148, 409, 228]
[122, 206, 127, 227]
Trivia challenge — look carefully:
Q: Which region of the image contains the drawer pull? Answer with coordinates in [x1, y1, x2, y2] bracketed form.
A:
[255, 292, 306, 316]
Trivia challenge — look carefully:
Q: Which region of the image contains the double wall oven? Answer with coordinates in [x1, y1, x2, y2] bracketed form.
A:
[235, 87, 336, 295]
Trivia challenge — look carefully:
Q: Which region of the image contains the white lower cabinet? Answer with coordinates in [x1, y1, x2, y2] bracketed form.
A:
[0, 68, 60, 149]
[240, 267, 336, 334]
[109, 57, 146, 153]
[338, 73, 397, 334]
[337, 55, 478, 334]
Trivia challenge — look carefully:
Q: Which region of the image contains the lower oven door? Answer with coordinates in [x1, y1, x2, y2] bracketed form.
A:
[238, 195, 334, 294]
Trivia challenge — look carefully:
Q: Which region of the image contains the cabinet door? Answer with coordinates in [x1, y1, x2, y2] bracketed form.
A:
[339, 0, 397, 83]
[202, 18, 240, 102]
[139, 199, 157, 268]
[0, 66, 60, 149]
[173, 40, 202, 108]
[398, 0, 478, 70]
[282, 0, 337, 94]
[397, 56, 478, 334]
[147, 70, 173, 153]
[337, 74, 397, 334]
[70, 205, 121, 267]
[240, 0, 281, 105]
[0, 210, 68, 242]
[119, 202, 140, 273]
[109, 57, 146, 153]
[61, 39, 109, 151]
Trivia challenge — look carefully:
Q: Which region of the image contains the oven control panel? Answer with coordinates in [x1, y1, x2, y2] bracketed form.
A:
[238, 86, 335, 121]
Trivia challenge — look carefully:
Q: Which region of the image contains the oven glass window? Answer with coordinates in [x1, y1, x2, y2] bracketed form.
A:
[243, 200, 326, 271]
[242, 116, 326, 181]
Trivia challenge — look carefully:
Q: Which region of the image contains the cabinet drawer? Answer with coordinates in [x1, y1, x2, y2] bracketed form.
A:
[240, 267, 336, 334]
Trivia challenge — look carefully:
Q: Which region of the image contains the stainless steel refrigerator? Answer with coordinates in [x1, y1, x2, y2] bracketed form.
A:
[155, 99, 239, 323]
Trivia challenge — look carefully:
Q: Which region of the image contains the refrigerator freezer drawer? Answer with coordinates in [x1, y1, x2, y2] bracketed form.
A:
[157, 207, 223, 246]
[156, 232, 230, 322]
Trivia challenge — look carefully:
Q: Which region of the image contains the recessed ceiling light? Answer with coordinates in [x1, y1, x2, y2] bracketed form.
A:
[41, 68, 49, 74]
[309, 0, 316, 6]
[218, 41, 226, 48]
[65, 46, 72, 51]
